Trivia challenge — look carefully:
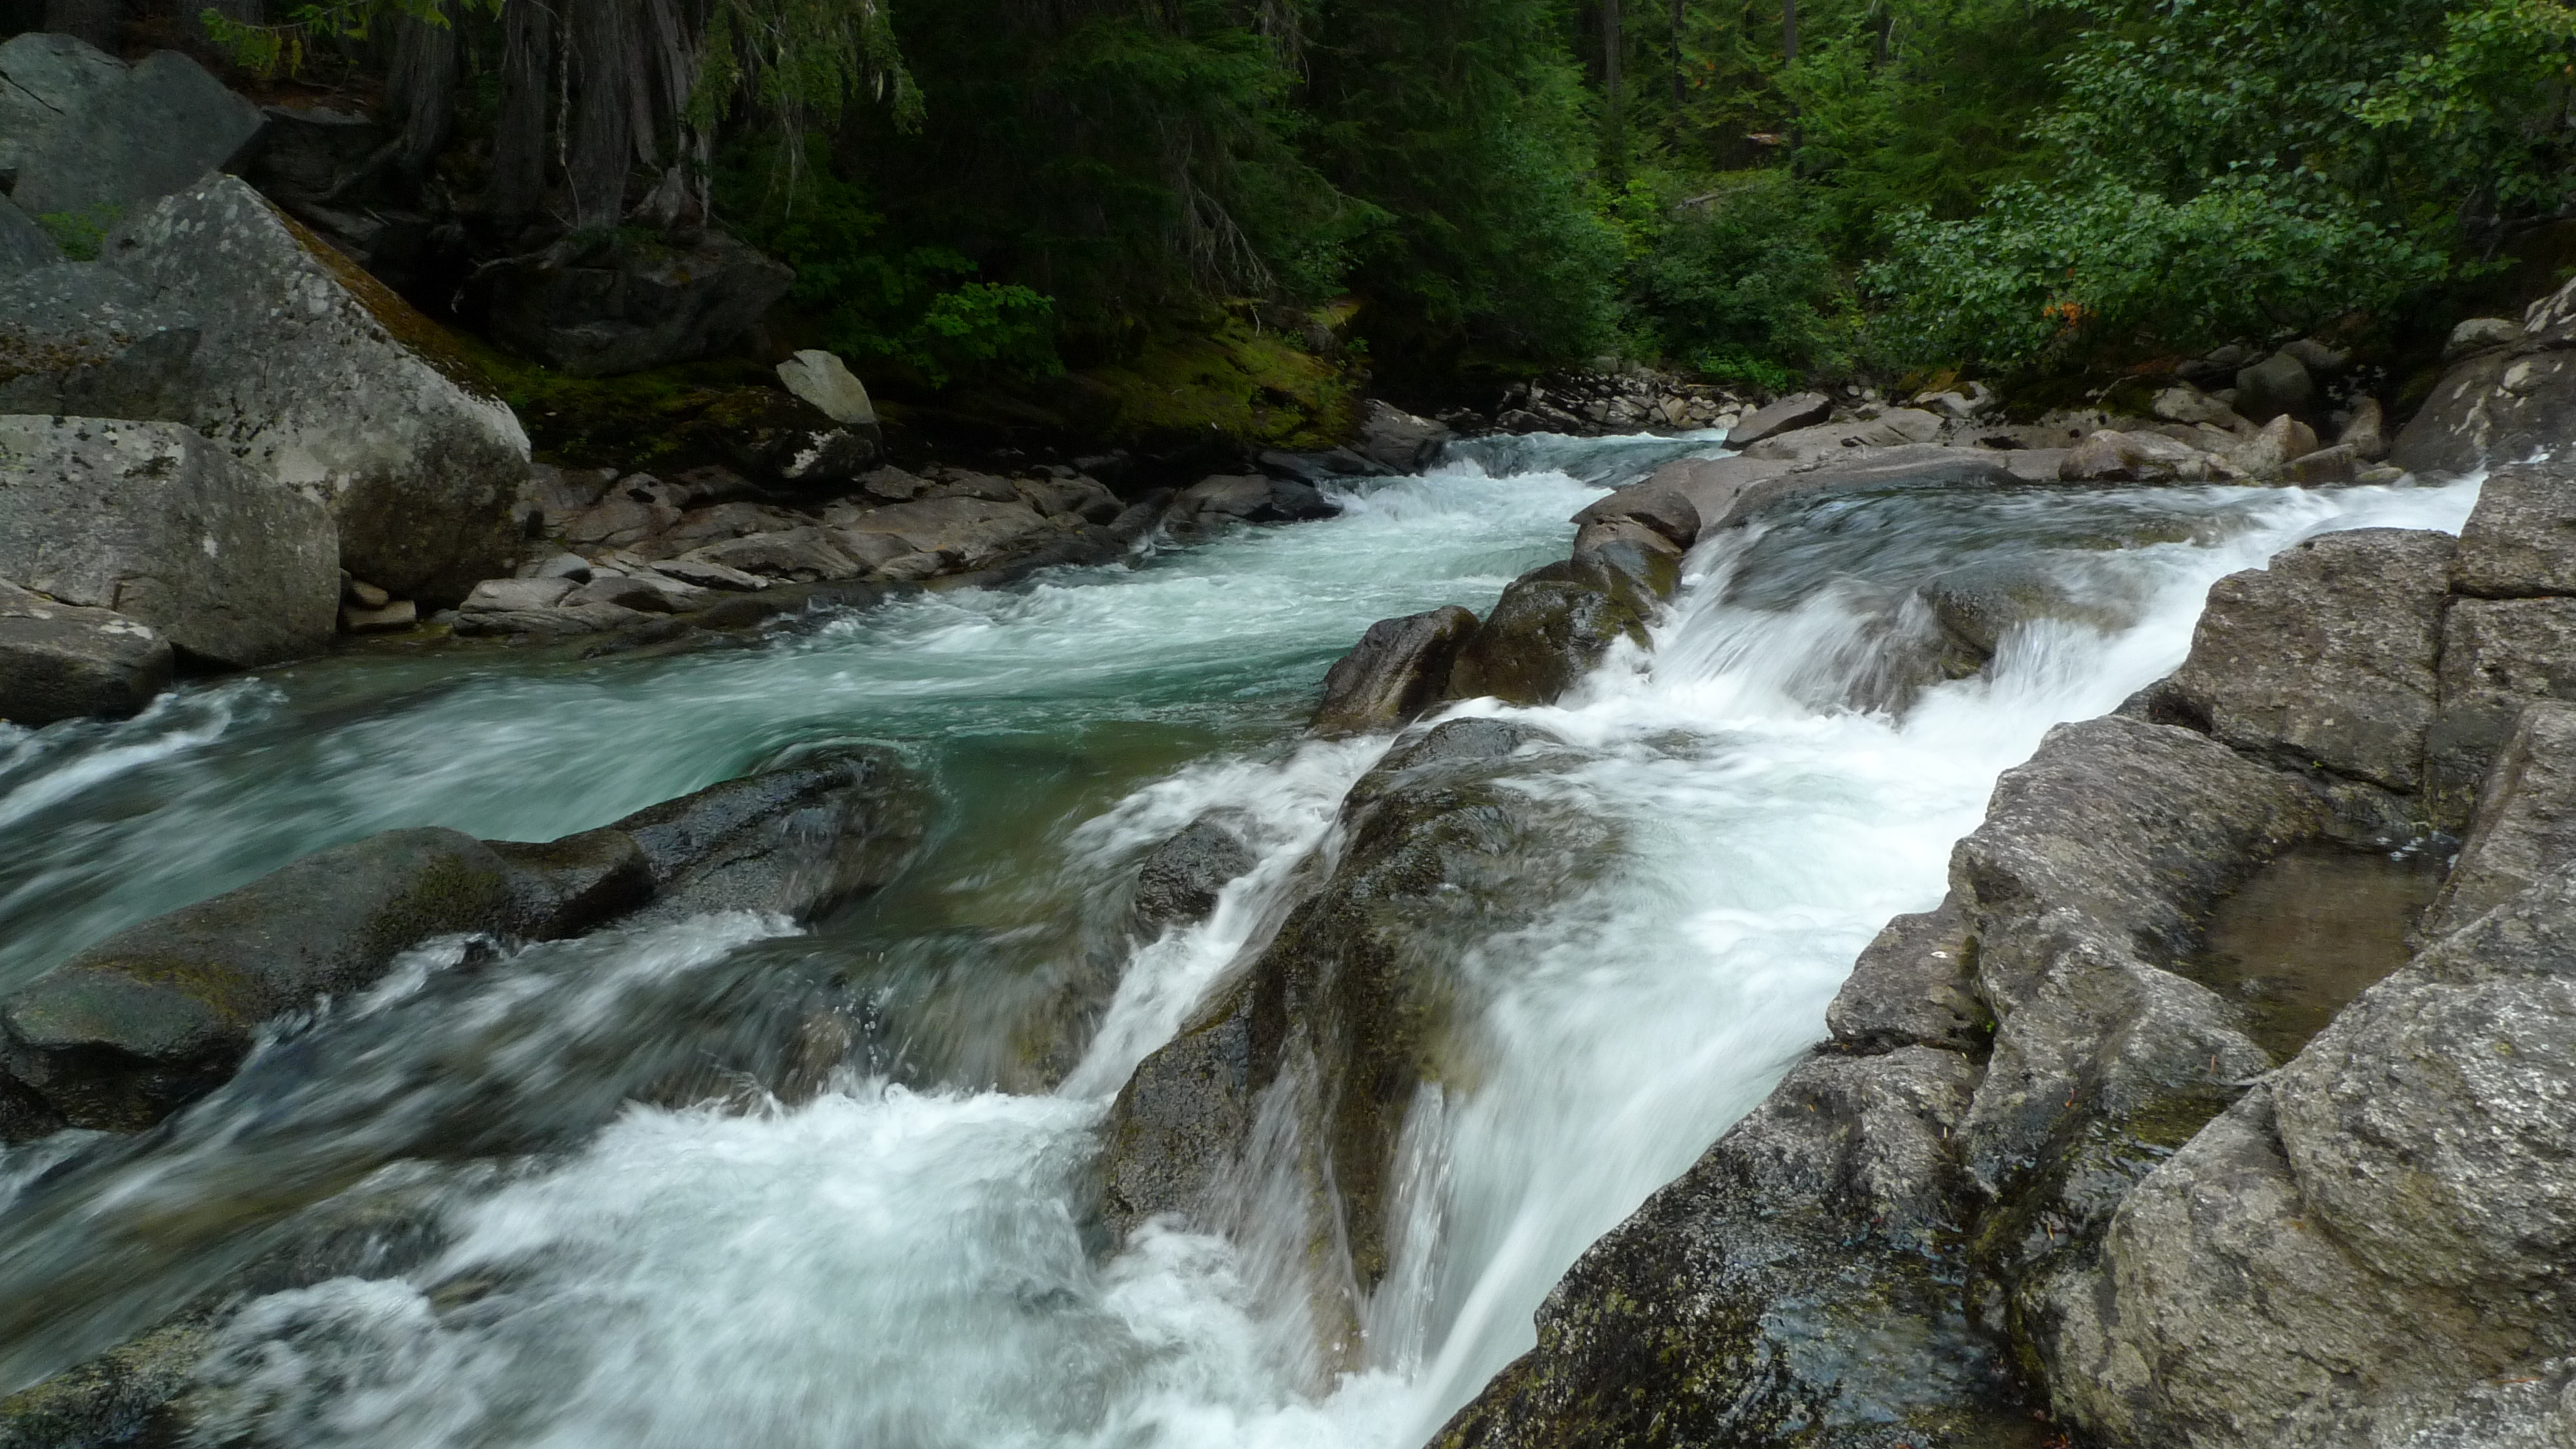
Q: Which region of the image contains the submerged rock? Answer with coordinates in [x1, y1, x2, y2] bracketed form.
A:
[1130, 816, 1257, 931]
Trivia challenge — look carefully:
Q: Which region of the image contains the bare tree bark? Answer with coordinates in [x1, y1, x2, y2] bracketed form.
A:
[1602, 0, 1623, 179]
[566, 0, 636, 231]
[386, 3, 460, 186]
[491, 0, 554, 224]
[1669, 0, 1685, 110]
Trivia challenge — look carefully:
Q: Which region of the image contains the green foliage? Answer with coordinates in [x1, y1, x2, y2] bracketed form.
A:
[34, 206, 119, 261]
[1864, 173, 2448, 369]
[1614, 167, 1850, 380]
[688, 0, 923, 138]
[719, 136, 1060, 388]
[200, 0, 493, 77]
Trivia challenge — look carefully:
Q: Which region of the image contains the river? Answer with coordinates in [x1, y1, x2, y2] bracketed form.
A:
[0, 432, 2477, 1447]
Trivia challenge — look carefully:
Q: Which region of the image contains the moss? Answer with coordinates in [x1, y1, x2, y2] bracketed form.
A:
[271, 207, 502, 405]
[1078, 312, 1360, 452]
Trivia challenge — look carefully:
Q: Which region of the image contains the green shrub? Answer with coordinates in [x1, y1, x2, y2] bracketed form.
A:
[1615, 167, 1852, 381]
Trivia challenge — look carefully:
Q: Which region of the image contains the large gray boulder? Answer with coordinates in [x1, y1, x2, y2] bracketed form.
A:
[1738, 407, 1944, 465]
[2423, 702, 2576, 937]
[2392, 273, 2576, 476]
[606, 745, 926, 924]
[2233, 349, 2314, 424]
[3, 39, 264, 227]
[1310, 604, 1478, 736]
[0, 262, 203, 419]
[0, 579, 171, 726]
[97, 175, 528, 603]
[2428, 596, 2576, 817]
[478, 227, 795, 377]
[1446, 560, 1648, 706]
[0, 416, 338, 667]
[1722, 390, 1830, 447]
[0, 197, 63, 279]
[0, 32, 129, 197]
[2449, 459, 2576, 597]
[2164, 529, 2452, 792]
[1353, 399, 1450, 472]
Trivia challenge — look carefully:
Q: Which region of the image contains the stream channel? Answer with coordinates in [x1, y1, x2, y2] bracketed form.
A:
[0, 432, 2479, 1447]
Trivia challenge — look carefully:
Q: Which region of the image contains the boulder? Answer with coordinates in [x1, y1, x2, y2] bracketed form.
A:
[460, 576, 576, 613]
[3, 40, 263, 226]
[1823, 900, 1988, 1055]
[0, 33, 127, 190]
[1100, 719, 1600, 1364]
[675, 528, 863, 583]
[1256, 447, 1393, 486]
[482, 828, 656, 941]
[1723, 390, 1831, 447]
[0, 262, 204, 419]
[2427, 597, 2576, 819]
[1011, 473, 1121, 524]
[0, 415, 339, 667]
[2225, 412, 2322, 477]
[479, 227, 796, 377]
[0, 828, 521, 1133]
[1569, 480, 1699, 548]
[2449, 458, 2576, 597]
[0, 579, 171, 726]
[1637, 454, 1799, 539]
[97, 175, 528, 603]
[2166, 529, 2451, 791]
[2423, 702, 2576, 937]
[607, 746, 925, 923]
[1130, 817, 1257, 930]
[2234, 349, 2315, 424]
[2058, 428, 2233, 483]
[2338, 397, 2390, 462]
[2152, 382, 2249, 430]
[1309, 604, 1478, 736]
[1700, 445, 2018, 534]
[2393, 276, 2576, 476]
[773, 349, 876, 427]
[1570, 517, 1685, 608]
[1446, 562, 1648, 705]
[2285, 443, 2361, 485]
[832, 495, 1055, 567]
[2445, 316, 2526, 360]
[1739, 407, 1944, 465]
[1170, 474, 1339, 528]
[0, 197, 62, 278]
[1353, 398, 1451, 472]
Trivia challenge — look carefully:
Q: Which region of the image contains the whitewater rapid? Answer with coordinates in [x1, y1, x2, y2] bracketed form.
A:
[0, 436, 2479, 1448]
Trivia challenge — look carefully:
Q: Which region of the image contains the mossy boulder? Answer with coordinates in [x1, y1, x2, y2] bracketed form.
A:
[1446, 562, 1651, 706]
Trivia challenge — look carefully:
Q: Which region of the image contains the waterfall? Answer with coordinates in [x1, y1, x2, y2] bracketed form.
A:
[0, 436, 2479, 1448]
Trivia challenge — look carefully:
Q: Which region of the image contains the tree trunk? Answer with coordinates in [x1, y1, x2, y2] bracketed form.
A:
[386, 3, 459, 186]
[42, 0, 125, 51]
[1670, 0, 1685, 110]
[565, 0, 637, 232]
[491, 0, 554, 224]
[1783, 0, 1798, 65]
[1601, 0, 1623, 180]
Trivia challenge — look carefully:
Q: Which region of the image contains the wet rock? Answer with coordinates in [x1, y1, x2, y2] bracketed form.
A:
[2233, 349, 2314, 424]
[1130, 817, 1257, 930]
[607, 746, 926, 923]
[1170, 474, 1338, 529]
[3, 40, 264, 225]
[484, 827, 656, 940]
[0, 580, 171, 726]
[1256, 447, 1392, 486]
[1703, 446, 2019, 533]
[2046, 854, 2576, 1448]
[2424, 702, 2576, 937]
[1446, 562, 1648, 706]
[1101, 721, 1608, 1361]
[2166, 529, 2452, 791]
[2450, 458, 2576, 598]
[0, 415, 339, 667]
[0, 1309, 213, 1449]
[1354, 399, 1450, 472]
[2059, 428, 2233, 483]
[2429, 595, 2576, 823]
[1311, 604, 1478, 737]
[0, 197, 62, 279]
[478, 227, 795, 377]
[97, 175, 528, 602]
[1723, 390, 1831, 447]
[0, 828, 521, 1134]
[1570, 517, 1684, 607]
[1824, 899, 1988, 1054]
[773, 349, 876, 427]
[1637, 454, 1799, 538]
[1739, 408, 1944, 465]
[1569, 480, 1698, 547]
[1433, 1043, 2024, 1449]
[1917, 564, 2092, 664]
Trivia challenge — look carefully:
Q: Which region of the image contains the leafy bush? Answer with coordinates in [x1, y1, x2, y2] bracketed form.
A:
[1864, 172, 2447, 369]
[1616, 167, 1851, 381]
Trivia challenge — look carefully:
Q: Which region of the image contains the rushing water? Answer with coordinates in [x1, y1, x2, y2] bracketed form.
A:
[0, 432, 2479, 1448]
